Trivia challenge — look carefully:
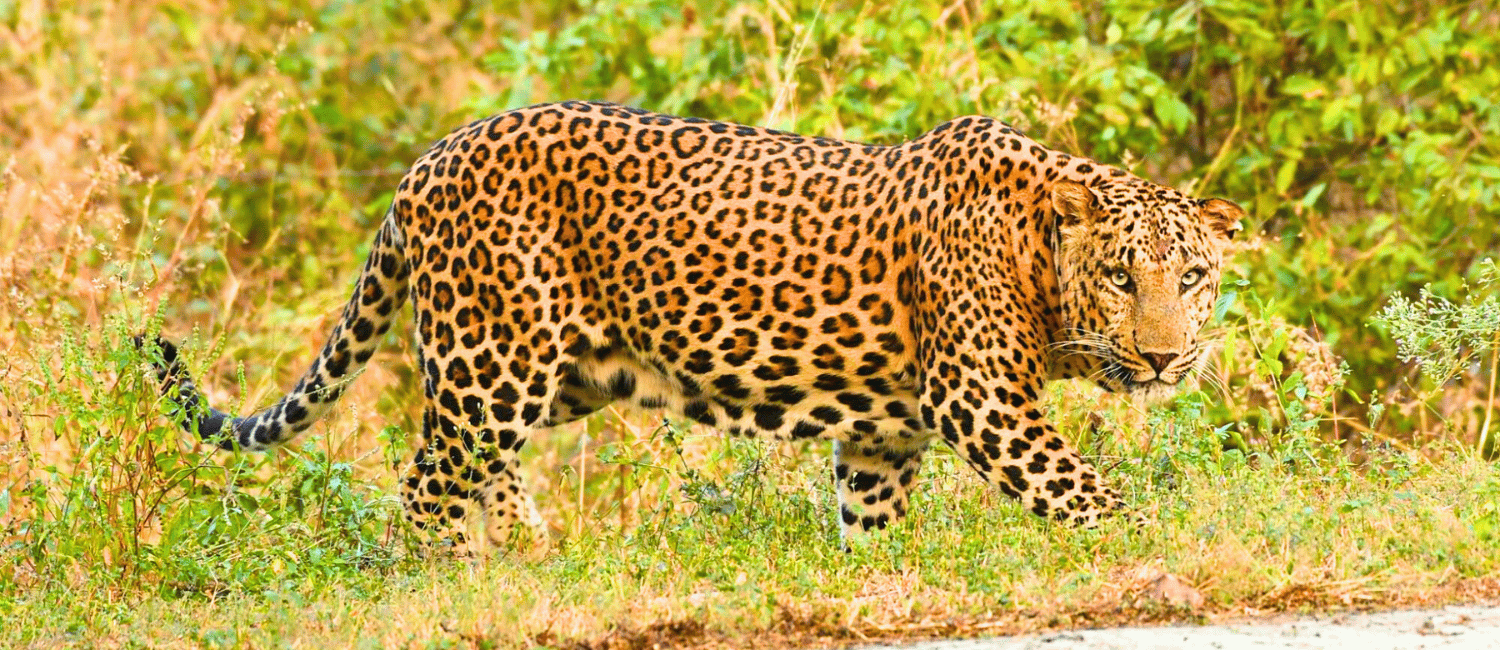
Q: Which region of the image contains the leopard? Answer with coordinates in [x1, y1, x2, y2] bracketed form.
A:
[140, 101, 1244, 552]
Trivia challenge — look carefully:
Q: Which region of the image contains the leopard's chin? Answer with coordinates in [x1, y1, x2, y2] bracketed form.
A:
[1124, 379, 1183, 404]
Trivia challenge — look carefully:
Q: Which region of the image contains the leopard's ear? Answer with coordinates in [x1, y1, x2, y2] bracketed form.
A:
[1200, 198, 1245, 240]
[1051, 180, 1097, 229]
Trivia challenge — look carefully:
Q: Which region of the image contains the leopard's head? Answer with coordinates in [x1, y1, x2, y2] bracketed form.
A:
[1051, 178, 1244, 401]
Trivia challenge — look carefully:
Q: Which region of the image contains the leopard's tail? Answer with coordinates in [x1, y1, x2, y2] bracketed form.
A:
[138, 210, 411, 451]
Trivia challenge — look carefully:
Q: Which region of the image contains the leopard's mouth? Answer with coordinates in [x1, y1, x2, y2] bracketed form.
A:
[1121, 377, 1183, 403]
[1095, 357, 1190, 402]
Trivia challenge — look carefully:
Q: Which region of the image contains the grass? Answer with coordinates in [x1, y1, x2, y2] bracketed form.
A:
[4, 402, 1498, 647]
[3, 0, 1499, 648]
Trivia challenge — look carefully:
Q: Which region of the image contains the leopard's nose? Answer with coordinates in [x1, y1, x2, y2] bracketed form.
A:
[1141, 352, 1179, 373]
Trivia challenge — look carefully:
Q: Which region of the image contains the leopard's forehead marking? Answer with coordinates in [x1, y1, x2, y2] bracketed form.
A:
[1091, 180, 1204, 267]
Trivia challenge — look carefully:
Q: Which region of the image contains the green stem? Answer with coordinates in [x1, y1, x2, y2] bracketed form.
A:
[1479, 330, 1498, 461]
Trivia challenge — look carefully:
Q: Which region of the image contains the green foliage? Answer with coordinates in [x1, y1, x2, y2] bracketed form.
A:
[0, 320, 402, 600]
[1373, 259, 1500, 458]
[1374, 259, 1500, 387]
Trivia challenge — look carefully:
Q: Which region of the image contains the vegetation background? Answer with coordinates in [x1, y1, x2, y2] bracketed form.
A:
[1, 0, 1498, 647]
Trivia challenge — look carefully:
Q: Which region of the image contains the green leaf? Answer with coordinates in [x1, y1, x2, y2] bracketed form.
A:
[1152, 92, 1193, 133]
[1275, 158, 1299, 194]
[1280, 75, 1325, 98]
[1300, 183, 1328, 210]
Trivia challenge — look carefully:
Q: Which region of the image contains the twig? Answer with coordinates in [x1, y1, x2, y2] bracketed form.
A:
[1196, 120, 1242, 193]
[1480, 330, 1498, 460]
[578, 428, 587, 526]
[763, 0, 825, 128]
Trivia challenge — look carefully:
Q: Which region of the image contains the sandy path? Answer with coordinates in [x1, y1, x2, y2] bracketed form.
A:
[855, 606, 1500, 649]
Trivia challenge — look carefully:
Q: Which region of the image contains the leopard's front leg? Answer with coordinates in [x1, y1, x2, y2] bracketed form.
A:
[932, 379, 1121, 525]
[918, 291, 1124, 525]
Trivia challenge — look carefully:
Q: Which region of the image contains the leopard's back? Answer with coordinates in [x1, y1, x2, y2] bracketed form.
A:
[393, 102, 927, 449]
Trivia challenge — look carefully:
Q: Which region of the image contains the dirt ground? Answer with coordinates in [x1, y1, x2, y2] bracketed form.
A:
[853, 605, 1500, 650]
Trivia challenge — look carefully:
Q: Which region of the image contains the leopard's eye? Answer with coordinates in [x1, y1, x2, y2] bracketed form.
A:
[1180, 269, 1204, 288]
[1109, 269, 1131, 288]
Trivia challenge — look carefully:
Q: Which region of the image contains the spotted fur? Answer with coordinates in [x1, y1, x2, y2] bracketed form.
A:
[141, 101, 1243, 551]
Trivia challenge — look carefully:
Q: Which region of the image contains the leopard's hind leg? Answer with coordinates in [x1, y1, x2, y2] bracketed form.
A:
[833, 438, 929, 544]
[400, 404, 485, 554]
[400, 265, 595, 554]
[403, 330, 576, 553]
